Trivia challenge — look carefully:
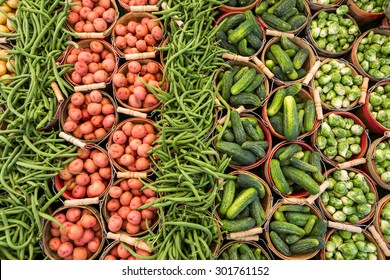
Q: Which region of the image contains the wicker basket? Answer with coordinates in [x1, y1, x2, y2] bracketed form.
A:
[219, 0, 260, 13]
[216, 240, 272, 260]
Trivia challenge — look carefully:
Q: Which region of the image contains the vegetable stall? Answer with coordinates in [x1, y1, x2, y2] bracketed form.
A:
[0, 0, 390, 260]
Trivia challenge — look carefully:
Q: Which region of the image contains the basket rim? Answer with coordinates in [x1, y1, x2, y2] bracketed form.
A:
[366, 135, 390, 189]
[219, 0, 260, 12]
[216, 240, 272, 260]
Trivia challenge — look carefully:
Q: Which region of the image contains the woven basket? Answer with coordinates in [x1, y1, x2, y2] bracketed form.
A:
[216, 240, 272, 260]
[219, 0, 260, 13]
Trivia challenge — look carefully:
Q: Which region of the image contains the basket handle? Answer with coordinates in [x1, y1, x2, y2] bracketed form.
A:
[306, 181, 330, 205]
[161, 2, 183, 27]
[281, 197, 307, 204]
[226, 227, 263, 240]
[385, 131, 390, 137]
[50, 82, 64, 103]
[313, 88, 323, 121]
[251, 56, 274, 80]
[117, 107, 147, 118]
[222, 53, 249, 62]
[0, 37, 7, 44]
[233, 235, 260, 242]
[367, 225, 390, 257]
[74, 82, 106, 92]
[75, 32, 105, 39]
[125, 52, 156, 61]
[265, 30, 294, 39]
[64, 197, 99, 207]
[129, 5, 159, 12]
[106, 232, 153, 253]
[59, 132, 86, 148]
[302, 60, 321, 86]
[327, 221, 362, 233]
[358, 77, 369, 105]
[218, 106, 245, 125]
[337, 158, 367, 169]
[117, 171, 148, 179]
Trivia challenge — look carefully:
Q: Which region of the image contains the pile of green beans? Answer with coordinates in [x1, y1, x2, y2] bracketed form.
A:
[0, 0, 78, 259]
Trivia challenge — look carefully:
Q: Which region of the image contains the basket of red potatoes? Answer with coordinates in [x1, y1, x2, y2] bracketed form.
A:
[113, 60, 165, 113]
[61, 90, 118, 142]
[55, 146, 113, 200]
[66, 0, 119, 37]
[101, 240, 153, 260]
[108, 118, 159, 172]
[64, 39, 118, 86]
[112, 12, 163, 58]
[42, 206, 104, 260]
[103, 178, 159, 236]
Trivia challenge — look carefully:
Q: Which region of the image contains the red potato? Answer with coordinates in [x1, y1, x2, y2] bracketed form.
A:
[75, 173, 90, 186]
[121, 122, 134, 136]
[144, 34, 156, 46]
[71, 92, 85, 106]
[133, 86, 147, 101]
[141, 209, 155, 220]
[59, 168, 73, 181]
[63, 121, 78, 133]
[71, 1, 82, 13]
[140, 195, 147, 204]
[108, 143, 124, 159]
[87, 181, 106, 197]
[91, 114, 104, 127]
[57, 242, 74, 258]
[135, 248, 150, 259]
[102, 8, 116, 23]
[68, 108, 82, 122]
[140, 219, 153, 231]
[71, 71, 83, 84]
[68, 158, 84, 174]
[127, 21, 138, 33]
[104, 255, 116, 260]
[103, 114, 115, 130]
[52, 213, 67, 229]
[127, 210, 141, 225]
[72, 185, 87, 198]
[79, 7, 92, 20]
[125, 223, 140, 235]
[87, 11, 99, 23]
[77, 148, 90, 159]
[99, 167, 111, 180]
[82, 0, 95, 9]
[84, 132, 96, 141]
[109, 186, 123, 198]
[80, 121, 94, 135]
[80, 228, 95, 244]
[143, 94, 158, 108]
[129, 138, 142, 151]
[102, 59, 116, 73]
[137, 143, 151, 158]
[142, 188, 155, 198]
[142, 133, 156, 145]
[78, 51, 93, 64]
[119, 154, 135, 166]
[129, 95, 142, 108]
[81, 108, 91, 121]
[115, 24, 127, 36]
[80, 214, 98, 229]
[92, 152, 109, 168]
[98, 0, 111, 9]
[91, 53, 101, 63]
[127, 72, 136, 84]
[101, 97, 111, 105]
[64, 179, 76, 191]
[95, 128, 107, 139]
[93, 6, 105, 17]
[117, 244, 131, 259]
[128, 256, 136, 260]
[113, 73, 127, 88]
[102, 103, 114, 115]
[87, 237, 101, 253]
[120, 180, 130, 191]
[118, 206, 131, 220]
[105, 53, 115, 60]
[84, 158, 98, 173]
[89, 90, 103, 102]
[126, 35, 137, 48]
[149, 0, 159, 4]
[108, 214, 123, 232]
[112, 130, 127, 145]
[87, 103, 102, 116]
[68, 224, 84, 241]
[88, 62, 99, 73]
[120, 191, 133, 206]
[129, 196, 142, 210]
[90, 41, 104, 54]
[151, 26, 163, 41]
[107, 198, 121, 212]
[127, 179, 143, 189]
[93, 18, 107, 32]
[89, 172, 102, 184]
[82, 73, 95, 85]
[146, 61, 159, 74]
[135, 24, 148, 38]
[143, 123, 154, 134]
[135, 157, 150, 171]
[131, 124, 147, 139]
[135, 40, 147, 52]
[115, 36, 127, 49]
[145, 197, 157, 211]
[49, 237, 62, 252]
[73, 247, 88, 260]
[67, 54, 79, 64]
[128, 61, 142, 74]
[93, 70, 109, 83]
[131, 188, 143, 197]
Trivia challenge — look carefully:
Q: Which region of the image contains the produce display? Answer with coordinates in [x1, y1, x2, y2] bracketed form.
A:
[269, 143, 323, 196]
[356, 31, 390, 80]
[313, 59, 363, 110]
[216, 10, 264, 56]
[105, 179, 158, 235]
[374, 139, 390, 184]
[380, 201, 390, 243]
[263, 35, 310, 81]
[215, 111, 269, 167]
[1, 0, 390, 263]
[354, 0, 384, 13]
[315, 113, 365, 163]
[309, 6, 359, 54]
[218, 173, 268, 232]
[256, 0, 308, 32]
[268, 204, 326, 257]
[324, 230, 379, 260]
[216, 63, 267, 109]
[369, 83, 390, 128]
[319, 169, 376, 223]
[265, 83, 315, 140]
[217, 242, 269, 260]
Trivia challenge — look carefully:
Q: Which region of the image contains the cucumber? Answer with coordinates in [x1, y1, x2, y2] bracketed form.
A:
[269, 114, 284, 135]
[226, 0, 237, 6]
[219, 14, 246, 33]
[285, 83, 302, 96]
[242, 140, 269, 150]
[270, 221, 306, 236]
[236, 206, 250, 219]
[239, 0, 253, 6]
[226, 188, 258, 219]
[270, 159, 292, 195]
[280, 34, 300, 51]
[289, 237, 321, 254]
[219, 179, 236, 216]
[298, 108, 305, 134]
[231, 111, 246, 145]
[296, 0, 305, 12]
[216, 141, 257, 166]
[220, 70, 233, 101]
[285, 212, 318, 227]
[285, 49, 297, 58]
[309, 219, 327, 236]
[288, 15, 306, 30]
[281, 166, 320, 195]
[216, 125, 235, 142]
[234, 66, 249, 83]
[270, 44, 294, 74]
[293, 48, 309, 70]
[255, 1, 268, 15]
[297, 68, 306, 79]
[267, 88, 286, 117]
[221, 217, 256, 232]
[242, 141, 266, 158]
[250, 198, 265, 226]
[270, 231, 292, 256]
[221, 250, 230, 260]
[244, 10, 264, 39]
[216, 31, 238, 53]
[303, 100, 315, 133]
[243, 119, 261, 141]
[278, 143, 300, 161]
[245, 73, 264, 92]
[272, 65, 288, 80]
[304, 218, 316, 235]
[237, 173, 266, 199]
[287, 69, 299, 80]
[302, 150, 311, 163]
[231, 68, 257, 95]
[296, 102, 305, 111]
[274, 210, 287, 222]
[290, 157, 318, 172]
[308, 152, 325, 183]
[231, 65, 241, 77]
[246, 32, 263, 50]
[274, 0, 297, 17]
[230, 92, 261, 108]
[280, 7, 299, 22]
[253, 248, 263, 260]
[238, 38, 256, 56]
[283, 96, 300, 141]
[262, 13, 291, 31]
[239, 244, 256, 260]
[227, 243, 241, 259]
[266, 51, 279, 64]
[255, 84, 267, 101]
[228, 20, 254, 44]
[278, 204, 311, 213]
[285, 234, 303, 245]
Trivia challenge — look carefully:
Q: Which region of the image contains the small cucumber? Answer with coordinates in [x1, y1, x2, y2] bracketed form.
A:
[280, 7, 299, 21]
[220, 70, 233, 101]
[293, 48, 310, 70]
[216, 30, 238, 53]
[285, 212, 318, 227]
[309, 219, 327, 236]
[274, 0, 297, 17]
[239, 244, 256, 260]
[288, 15, 307, 30]
[298, 109, 305, 134]
[255, 1, 268, 15]
[274, 146, 287, 159]
[280, 34, 300, 51]
[219, 179, 237, 216]
[255, 124, 265, 141]
[246, 32, 263, 50]
[285, 234, 303, 245]
[216, 125, 235, 142]
[245, 73, 264, 92]
[296, 0, 305, 12]
[308, 152, 325, 183]
[231, 68, 257, 95]
[228, 20, 255, 44]
[255, 84, 267, 101]
[270, 231, 292, 256]
[262, 13, 291, 31]
[234, 66, 249, 83]
[236, 206, 250, 219]
[303, 100, 315, 133]
[269, 114, 284, 135]
[227, 243, 241, 259]
[231, 111, 246, 145]
[242, 141, 266, 158]
[278, 204, 311, 213]
[270, 44, 294, 74]
[221, 217, 256, 232]
[238, 38, 256, 56]
[270, 159, 292, 195]
[281, 166, 320, 195]
[304, 218, 316, 235]
[250, 196, 266, 226]
[287, 69, 299, 80]
[267, 88, 286, 117]
[216, 141, 257, 166]
[278, 143, 301, 161]
[219, 14, 246, 33]
[297, 68, 306, 79]
[226, 188, 258, 219]
[274, 210, 287, 222]
[221, 251, 230, 260]
[283, 96, 300, 141]
[285, 83, 302, 96]
[237, 173, 266, 199]
[289, 238, 321, 254]
[272, 65, 288, 80]
[285, 49, 297, 58]
[230, 92, 261, 108]
[270, 221, 306, 236]
[290, 157, 318, 172]
[302, 150, 311, 163]
[243, 119, 261, 141]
